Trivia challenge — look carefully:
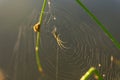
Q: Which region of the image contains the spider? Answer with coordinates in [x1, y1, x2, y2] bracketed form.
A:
[52, 27, 66, 49]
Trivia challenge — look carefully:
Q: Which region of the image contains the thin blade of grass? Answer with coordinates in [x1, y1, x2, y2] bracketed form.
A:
[76, 0, 120, 49]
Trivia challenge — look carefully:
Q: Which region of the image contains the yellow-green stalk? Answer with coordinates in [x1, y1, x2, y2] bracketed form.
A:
[34, 0, 47, 76]
[80, 67, 103, 80]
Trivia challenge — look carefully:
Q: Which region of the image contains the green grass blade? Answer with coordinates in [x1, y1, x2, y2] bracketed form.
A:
[76, 0, 120, 49]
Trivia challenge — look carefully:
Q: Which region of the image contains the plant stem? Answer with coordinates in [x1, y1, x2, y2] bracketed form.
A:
[35, 0, 47, 75]
[39, 0, 47, 25]
[76, 0, 120, 49]
[80, 67, 103, 80]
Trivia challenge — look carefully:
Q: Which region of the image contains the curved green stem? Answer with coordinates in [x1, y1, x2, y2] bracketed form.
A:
[80, 67, 103, 80]
[35, 0, 47, 75]
[76, 0, 120, 49]
[39, 0, 47, 25]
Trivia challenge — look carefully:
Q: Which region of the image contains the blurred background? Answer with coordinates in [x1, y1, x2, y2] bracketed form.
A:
[0, 0, 120, 80]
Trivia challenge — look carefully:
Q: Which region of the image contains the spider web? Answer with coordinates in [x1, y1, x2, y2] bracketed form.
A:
[2, 0, 120, 80]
